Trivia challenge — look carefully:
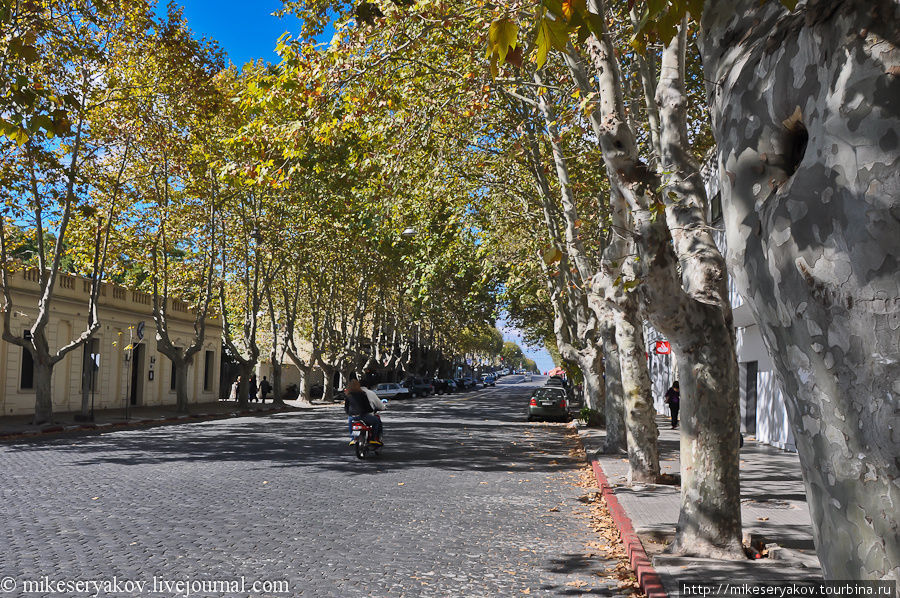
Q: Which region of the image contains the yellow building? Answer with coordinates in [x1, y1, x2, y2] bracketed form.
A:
[1, 270, 222, 416]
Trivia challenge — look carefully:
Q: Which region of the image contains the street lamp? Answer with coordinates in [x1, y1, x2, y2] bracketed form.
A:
[401, 227, 417, 238]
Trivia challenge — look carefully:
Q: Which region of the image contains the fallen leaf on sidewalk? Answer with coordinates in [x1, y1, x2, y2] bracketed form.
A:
[757, 516, 769, 521]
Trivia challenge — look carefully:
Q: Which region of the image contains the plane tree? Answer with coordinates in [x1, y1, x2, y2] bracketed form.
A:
[0, 0, 158, 423]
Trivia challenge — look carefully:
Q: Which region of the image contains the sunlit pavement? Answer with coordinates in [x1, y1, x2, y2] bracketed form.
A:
[0, 378, 632, 597]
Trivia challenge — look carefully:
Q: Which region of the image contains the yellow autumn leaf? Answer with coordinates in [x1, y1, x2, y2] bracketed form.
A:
[487, 19, 518, 64]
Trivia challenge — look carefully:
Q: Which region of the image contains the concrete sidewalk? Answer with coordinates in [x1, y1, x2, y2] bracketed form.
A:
[0, 398, 329, 441]
[577, 416, 823, 597]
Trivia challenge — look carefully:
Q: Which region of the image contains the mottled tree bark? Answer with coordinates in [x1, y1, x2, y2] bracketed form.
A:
[651, 24, 744, 558]
[598, 315, 626, 453]
[701, 0, 900, 579]
[565, 6, 743, 555]
[612, 290, 660, 484]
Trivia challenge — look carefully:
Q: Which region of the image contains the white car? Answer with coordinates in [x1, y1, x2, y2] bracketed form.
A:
[374, 382, 411, 400]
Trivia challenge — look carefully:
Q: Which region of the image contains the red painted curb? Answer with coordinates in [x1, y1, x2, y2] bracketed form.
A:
[591, 459, 668, 598]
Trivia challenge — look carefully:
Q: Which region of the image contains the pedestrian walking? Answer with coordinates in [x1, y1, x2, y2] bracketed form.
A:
[249, 374, 258, 403]
[665, 381, 680, 429]
[260, 376, 272, 403]
[231, 376, 241, 401]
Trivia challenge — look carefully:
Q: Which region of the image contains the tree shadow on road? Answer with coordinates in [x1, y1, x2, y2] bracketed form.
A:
[1, 396, 585, 477]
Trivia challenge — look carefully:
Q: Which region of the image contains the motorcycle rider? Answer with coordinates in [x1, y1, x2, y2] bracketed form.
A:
[344, 379, 383, 444]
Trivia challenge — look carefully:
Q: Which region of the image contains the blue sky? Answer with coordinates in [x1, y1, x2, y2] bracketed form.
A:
[497, 317, 556, 374]
[168, 0, 304, 67]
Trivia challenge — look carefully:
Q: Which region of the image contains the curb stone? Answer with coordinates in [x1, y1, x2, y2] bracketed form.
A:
[590, 458, 668, 598]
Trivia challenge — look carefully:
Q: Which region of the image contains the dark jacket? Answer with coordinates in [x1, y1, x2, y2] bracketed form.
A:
[344, 391, 374, 416]
[665, 387, 680, 405]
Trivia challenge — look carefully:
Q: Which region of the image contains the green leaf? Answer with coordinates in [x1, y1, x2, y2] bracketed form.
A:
[553, 19, 574, 50]
[685, 0, 704, 19]
[534, 17, 569, 68]
[541, 0, 565, 19]
[535, 19, 551, 68]
[13, 127, 29, 146]
[542, 246, 562, 265]
[488, 19, 518, 64]
[655, 7, 681, 43]
[648, 0, 667, 17]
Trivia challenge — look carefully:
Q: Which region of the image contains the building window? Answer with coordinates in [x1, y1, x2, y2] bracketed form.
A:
[21, 347, 35, 390]
[170, 358, 177, 391]
[204, 350, 214, 391]
[710, 191, 723, 223]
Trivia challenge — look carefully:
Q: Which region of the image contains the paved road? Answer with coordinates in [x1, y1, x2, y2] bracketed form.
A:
[0, 380, 628, 597]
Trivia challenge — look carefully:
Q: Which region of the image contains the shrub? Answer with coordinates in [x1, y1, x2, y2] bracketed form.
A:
[579, 407, 604, 427]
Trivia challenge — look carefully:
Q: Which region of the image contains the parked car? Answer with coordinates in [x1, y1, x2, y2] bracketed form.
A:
[402, 376, 434, 397]
[433, 378, 457, 394]
[435, 378, 460, 394]
[374, 382, 411, 400]
[454, 377, 472, 391]
[481, 374, 496, 387]
[527, 386, 571, 422]
[545, 376, 575, 404]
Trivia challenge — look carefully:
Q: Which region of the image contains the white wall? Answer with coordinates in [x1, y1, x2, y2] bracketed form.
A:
[736, 325, 797, 452]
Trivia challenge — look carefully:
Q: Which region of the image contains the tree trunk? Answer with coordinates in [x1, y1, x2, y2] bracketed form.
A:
[33, 357, 54, 424]
[578, 348, 605, 417]
[613, 300, 660, 484]
[599, 320, 626, 454]
[270, 359, 285, 406]
[321, 364, 336, 401]
[80, 343, 92, 418]
[700, 0, 900, 580]
[666, 308, 743, 558]
[300, 366, 312, 402]
[237, 363, 253, 408]
[173, 359, 190, 413]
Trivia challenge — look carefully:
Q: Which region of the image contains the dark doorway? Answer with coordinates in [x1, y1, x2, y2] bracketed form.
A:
[744, 361, 758, 435]
[219, 343, 241, 400]
[130, 344, 145, 406]
[82, 338, 100, 392]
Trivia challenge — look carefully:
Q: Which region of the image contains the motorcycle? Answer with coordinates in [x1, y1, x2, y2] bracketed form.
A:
[350, 414, 383, 459]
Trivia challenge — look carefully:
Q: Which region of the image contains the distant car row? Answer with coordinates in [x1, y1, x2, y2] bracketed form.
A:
[371, 374, 496, 400]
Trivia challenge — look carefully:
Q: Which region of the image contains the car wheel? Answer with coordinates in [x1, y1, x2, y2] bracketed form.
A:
[527, 414, 534, 422]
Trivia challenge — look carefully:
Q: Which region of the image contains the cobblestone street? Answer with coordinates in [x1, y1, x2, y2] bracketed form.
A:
[0, 380, 634, 597]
